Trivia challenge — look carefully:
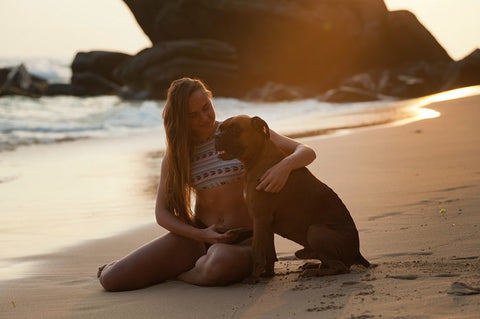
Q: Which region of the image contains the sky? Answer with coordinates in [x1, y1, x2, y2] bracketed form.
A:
[0, 0, 479, 61]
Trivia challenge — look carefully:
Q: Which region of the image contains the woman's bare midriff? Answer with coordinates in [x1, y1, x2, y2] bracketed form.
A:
[194, 180, 252, 231]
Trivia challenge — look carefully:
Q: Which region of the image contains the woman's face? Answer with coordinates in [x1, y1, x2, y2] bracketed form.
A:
[188, 88, 216, 139]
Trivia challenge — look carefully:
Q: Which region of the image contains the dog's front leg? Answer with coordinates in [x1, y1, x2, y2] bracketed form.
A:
[263, 228, 277, 278]
[243, 213, 275, 284]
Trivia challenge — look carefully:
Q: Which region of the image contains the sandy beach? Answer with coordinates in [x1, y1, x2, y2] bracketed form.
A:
[1, 94, 480, 318]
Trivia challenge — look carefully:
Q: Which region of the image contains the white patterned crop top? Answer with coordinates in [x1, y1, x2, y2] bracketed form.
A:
[191, 123, 245, 190]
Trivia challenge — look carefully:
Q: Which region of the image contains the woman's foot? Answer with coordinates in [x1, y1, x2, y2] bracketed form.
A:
[97, 261, 116, 278]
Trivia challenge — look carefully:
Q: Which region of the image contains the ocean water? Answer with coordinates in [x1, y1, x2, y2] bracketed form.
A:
[0, 56, 463, 153]
[4, 57, 480, 153]
[1, 57, 479, 280]
[0, 94, 431, 152]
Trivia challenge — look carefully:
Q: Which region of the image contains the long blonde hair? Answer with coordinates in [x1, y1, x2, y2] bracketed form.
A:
[162, 78, 212, 225]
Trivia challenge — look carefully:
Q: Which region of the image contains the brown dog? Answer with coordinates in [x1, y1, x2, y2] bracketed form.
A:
[215, 115, 370, 283]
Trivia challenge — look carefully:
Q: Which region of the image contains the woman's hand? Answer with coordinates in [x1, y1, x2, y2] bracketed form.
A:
[256, 129, 316, 193]
[200, 224, 245, 244]
[256, 161, 291, 193]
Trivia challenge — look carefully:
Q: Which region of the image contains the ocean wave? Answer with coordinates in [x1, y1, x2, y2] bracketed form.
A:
[0, 95, 164, 151]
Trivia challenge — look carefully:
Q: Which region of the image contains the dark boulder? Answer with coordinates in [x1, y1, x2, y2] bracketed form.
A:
[70, 72, 121, 96]
[44, 83, 73, 96]
[71, 51, 132, 84]
[69, 51, 131, 96]
[0, 64, 48, 97]
[113, 39, 239, 98]
[119, 0, 456, 99]
[384, 10, 451, 66]
[122, 0, 392, 95]
[242, 82, 308, 102]
[321, 86, 383, 103]
[323, 59, 453, 102]
[443, 49, 480, 91]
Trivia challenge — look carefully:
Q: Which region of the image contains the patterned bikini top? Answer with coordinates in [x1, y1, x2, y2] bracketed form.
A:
[191, 124, 245, 190]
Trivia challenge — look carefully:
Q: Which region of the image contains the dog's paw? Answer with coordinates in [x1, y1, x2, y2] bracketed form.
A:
[295, 248, 318, 259]
[299, 268, 321, 278]
[299, 261, 321, 270]
[242, 275, 260, 284]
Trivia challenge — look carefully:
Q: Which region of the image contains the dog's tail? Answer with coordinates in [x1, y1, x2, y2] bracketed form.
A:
[354, 253, 371, 268]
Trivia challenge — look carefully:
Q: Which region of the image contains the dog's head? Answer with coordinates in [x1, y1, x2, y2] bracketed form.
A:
[215, 115, 270, 163]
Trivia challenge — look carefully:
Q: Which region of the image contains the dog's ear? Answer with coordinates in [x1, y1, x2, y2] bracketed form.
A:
[251, 116, 270, 139]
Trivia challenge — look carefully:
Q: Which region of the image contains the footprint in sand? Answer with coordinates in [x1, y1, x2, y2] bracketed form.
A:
[451, 256, 479, 260]
[447, 282, 480, 296]
[368, 211, 403, 221]
[382, 251, 433, 258]
[434, 273, 460, 278]
[386, 274, 419, 280]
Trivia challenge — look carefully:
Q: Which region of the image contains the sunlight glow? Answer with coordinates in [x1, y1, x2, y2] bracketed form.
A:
[426, 86, 480, 103]
[388, 85, 480, 127]
[407, 85, 480, 110]
[415, 107, 440, 120]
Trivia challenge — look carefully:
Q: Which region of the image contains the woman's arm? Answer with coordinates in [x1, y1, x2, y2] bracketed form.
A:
[155, 158, 239, 244]
[256, 129, 316, 193]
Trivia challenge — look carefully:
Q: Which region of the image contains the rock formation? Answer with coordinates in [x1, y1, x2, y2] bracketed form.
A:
[115, 0, 458, 100]
[2, 0, 479, 101]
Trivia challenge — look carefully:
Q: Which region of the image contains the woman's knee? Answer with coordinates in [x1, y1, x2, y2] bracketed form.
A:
[199, 244, 252, 285]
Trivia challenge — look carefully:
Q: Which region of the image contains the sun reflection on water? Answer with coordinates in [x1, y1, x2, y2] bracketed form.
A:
[415, 107, 440, 120]
[426, 86, 480, 103]
[401, 85, 480, 124]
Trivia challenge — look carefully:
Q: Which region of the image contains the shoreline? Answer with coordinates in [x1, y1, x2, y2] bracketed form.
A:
[2, 94, 480, 318]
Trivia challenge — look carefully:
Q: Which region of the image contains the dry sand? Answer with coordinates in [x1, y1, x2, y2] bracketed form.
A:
[1, 95, 480, 318]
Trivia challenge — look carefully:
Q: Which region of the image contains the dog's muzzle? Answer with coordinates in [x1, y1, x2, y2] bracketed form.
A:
[215, 131, 246, 161]
[214, 132, 233, 160]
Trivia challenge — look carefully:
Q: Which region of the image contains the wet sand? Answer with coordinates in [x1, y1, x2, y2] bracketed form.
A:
[1, 95, 480, 318]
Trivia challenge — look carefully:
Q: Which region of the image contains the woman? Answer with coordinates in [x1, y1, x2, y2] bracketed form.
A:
[97, 78, 316, 291]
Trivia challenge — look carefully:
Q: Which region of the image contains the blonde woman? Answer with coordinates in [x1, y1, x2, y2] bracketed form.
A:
[97, 78, 316, 291]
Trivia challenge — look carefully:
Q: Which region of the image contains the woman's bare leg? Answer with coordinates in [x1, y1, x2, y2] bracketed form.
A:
[178, 243, 252, 286]
[98, 232, 205, 291]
